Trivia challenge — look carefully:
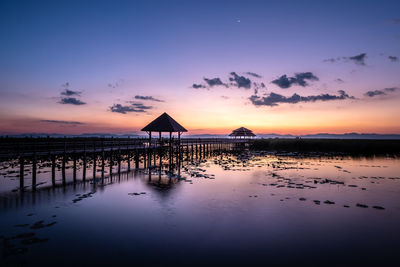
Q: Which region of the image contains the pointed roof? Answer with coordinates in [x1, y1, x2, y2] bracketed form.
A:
[229, 127, 256, 137]
[141, 112, 187, 132]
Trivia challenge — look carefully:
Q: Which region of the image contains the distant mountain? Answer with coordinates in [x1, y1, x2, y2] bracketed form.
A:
[256, 133, 400, 140]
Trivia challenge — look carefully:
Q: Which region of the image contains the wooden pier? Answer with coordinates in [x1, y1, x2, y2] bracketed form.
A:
[0, 137, 251, 191]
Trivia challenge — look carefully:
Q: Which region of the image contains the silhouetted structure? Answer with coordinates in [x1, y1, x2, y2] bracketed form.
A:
[229, 127, 256, 139]
[141, 112, 187, 142]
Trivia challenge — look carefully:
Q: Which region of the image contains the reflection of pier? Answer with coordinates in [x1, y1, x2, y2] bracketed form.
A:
[0, 168, 182, 212]
[0, 112, 253, 191]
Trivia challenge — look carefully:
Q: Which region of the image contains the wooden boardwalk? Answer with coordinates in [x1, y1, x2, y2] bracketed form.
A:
[0, 137, 252, 191]
[0, 138, 249, 158]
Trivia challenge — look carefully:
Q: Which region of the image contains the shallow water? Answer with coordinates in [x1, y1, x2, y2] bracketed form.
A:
[1, 152, 400, 266]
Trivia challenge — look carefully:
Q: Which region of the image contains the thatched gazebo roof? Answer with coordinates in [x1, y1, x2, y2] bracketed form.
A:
[142, 112, 187, 133]
[229, 127, 256, 138]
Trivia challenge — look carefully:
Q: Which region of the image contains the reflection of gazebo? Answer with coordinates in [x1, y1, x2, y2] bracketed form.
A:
[141, 112, 187, 144]
[229, 127, 256, 139]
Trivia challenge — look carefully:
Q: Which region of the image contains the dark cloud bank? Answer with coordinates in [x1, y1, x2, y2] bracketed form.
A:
[249, 90, 353, 107]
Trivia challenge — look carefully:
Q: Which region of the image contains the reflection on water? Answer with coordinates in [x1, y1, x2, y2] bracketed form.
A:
[1, 152, 400, 266]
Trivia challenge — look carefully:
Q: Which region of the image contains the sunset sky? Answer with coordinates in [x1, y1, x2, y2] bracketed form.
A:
[1, 0, 400, 135]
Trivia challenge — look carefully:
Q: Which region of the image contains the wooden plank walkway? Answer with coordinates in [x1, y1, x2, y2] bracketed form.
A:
[0, 137, 252, 191]
[0, 138, 250, 159]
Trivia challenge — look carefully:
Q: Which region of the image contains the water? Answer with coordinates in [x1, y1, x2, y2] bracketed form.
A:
[1, 152, 400, 266]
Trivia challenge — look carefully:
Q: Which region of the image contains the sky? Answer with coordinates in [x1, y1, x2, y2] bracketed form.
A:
[0, 0, 400, 135]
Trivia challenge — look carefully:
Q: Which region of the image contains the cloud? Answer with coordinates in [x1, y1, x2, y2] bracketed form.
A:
[245, 72, 262, 78]
[391, 18, 400, 24]
[204, 77, 228, 87]
[108, 82, 119, 88]
[221, 95, 229, 99]
[324, 53, 367, 66]
[252, 82, 266, 95]
[40, 120, 84, 125]
[335, 78, 344, 83]
[192, 83, 207, 89]
[249, 90, 353, 107]
[229, 72, 251, 89]
[59, 97, 86, 105]
[364, 87, 399, 97]
[61, 89, 81, 96]
[130, 102, 152, 110]
[110, 102, 152, 114]
[134, 95, 164, 102]
[271, 72, 319, 89]
[364, 90, 386, 97]
[388, 56, 399, 62]
[348, 53, 367, 65]
[57, 82, 86, 105]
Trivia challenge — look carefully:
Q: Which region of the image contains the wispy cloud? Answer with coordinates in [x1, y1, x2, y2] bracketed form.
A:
[364, 87, 399, 97]
[324, 53, 367, 66]
[245, 72, 262, 78]
[57, 82, 86, 105]
[271, 72, 319, 89]
[61, 89, 81, 96]
[391, 18, 400, 24]
[134, 95, 164, 102]
[249, 90, 353, 107]
[59, 97, 86, 105]
[388, 56, 399, 62]
[192, 83, 207, 89]
[348, 53, 367, 65]
[110, 102, 152, 114]
[40, 120, 84, 125]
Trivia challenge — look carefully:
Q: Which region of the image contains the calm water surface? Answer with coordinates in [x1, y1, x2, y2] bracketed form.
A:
[1, 152, 400, 266]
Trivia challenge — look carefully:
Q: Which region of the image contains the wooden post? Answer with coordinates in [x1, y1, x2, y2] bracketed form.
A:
[83, 142, 87, 181]
[51, 155, 56, 186]
[32, 153, 37, 190]
[118, 144, 121, 175]
[109, 151, 113, 178]
[19, 156, 24, 190]
[101, 151, 105, 182]
[62, 154, 66, 186]
[62, 139, 66, 186]
[144, 148, 147, 168]
[73, 153, 77, 183]
[127, 151, 131, 171]
[135, 151, 139, 169]
[153, 148, 156, 166]
[93, 154, 96, 182]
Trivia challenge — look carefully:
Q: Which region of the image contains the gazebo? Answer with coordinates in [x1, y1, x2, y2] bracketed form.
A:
[229, 127, 256, 139]
[141, 112, 187, 144]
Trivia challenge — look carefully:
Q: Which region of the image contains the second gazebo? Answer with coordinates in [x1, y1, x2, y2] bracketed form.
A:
[229, 127, 256, 139]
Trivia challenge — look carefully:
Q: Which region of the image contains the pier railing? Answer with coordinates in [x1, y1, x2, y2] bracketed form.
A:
[0, 137, 251, 159]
